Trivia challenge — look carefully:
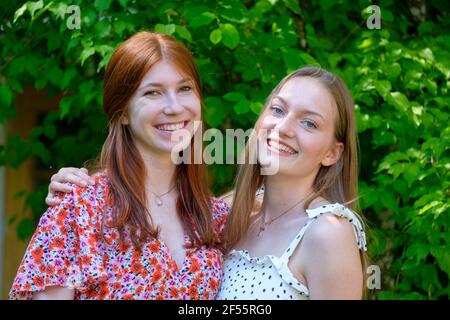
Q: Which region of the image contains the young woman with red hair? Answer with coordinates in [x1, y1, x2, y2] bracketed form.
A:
[9, 31, 228, 300]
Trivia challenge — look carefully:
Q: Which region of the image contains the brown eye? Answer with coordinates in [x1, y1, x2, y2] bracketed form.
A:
[179, 85, 192, 92]
[144, 90, 160, 96]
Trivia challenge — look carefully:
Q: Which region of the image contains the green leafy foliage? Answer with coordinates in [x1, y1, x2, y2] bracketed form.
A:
[0, 0, 448, 299]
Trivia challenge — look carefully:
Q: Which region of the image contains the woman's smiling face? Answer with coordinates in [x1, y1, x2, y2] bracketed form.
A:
[124, 59, 201, 157]
[258, 76, 344, 178]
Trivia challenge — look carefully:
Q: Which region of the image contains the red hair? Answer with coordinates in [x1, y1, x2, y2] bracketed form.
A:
[94, 31, 216, 250]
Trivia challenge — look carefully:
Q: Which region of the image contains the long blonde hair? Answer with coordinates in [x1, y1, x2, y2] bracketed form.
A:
[223, 66, 369, 295]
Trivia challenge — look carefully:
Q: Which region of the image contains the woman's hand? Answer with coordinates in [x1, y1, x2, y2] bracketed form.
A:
[45, 167, 94, 206]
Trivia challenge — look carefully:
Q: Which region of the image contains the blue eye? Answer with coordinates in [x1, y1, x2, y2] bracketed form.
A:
[302, 119, 317, 129]
[270, 105, 285, 116]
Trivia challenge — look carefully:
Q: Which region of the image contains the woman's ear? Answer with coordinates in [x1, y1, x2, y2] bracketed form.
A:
[321, 142, 344, 167]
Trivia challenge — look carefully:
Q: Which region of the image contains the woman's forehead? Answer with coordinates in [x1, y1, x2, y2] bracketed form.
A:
[277, 77, 336, 117]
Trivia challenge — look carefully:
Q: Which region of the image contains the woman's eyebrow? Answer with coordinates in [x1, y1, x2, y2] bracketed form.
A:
[273, 96, 325, 120]
[139, 78, 192, 90]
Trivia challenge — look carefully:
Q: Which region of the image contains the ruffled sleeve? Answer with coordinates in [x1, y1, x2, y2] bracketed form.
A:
[306, 203, 367, 252]
[9, 177, 110, 299]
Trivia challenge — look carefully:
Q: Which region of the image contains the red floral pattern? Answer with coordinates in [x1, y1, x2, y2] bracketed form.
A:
[9, 173, 229, 300]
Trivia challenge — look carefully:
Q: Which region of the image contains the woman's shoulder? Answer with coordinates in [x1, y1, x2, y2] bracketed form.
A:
[49, 171, 111, 224]
[303, 200, 367, 252]
[61, 171, 110, 203]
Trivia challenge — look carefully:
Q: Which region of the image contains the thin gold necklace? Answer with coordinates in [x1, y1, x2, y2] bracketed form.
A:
[258, 192, 312, 236]
[150, 184, 176, 206]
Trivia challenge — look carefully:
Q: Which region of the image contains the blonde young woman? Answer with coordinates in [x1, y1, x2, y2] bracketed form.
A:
[43, 67, 368, 300]
[217, 67, 368, 300]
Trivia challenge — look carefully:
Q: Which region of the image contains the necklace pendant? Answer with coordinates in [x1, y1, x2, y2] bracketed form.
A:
[258, 224, 266, 237]
[155, 197, 163, 206]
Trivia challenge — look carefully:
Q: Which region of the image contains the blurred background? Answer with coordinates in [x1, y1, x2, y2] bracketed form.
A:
[0, 0, 448, 299]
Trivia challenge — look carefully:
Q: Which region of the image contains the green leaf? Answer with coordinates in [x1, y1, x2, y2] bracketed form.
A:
[94, 20, 112, 38]
[204, 96, 226, 127]
[405, 243, 429, 262]
[431, 247, 450, 276]
[94, 0, 112, 13]
[155, 23, 176, 35]
[223, 92, 245, 102]
[250, 102, 263, 115]
[59, 96, 74, 119]
[13, 3, 27, 23]
[387, 92, 409, 111]
[382, 9, 394, 23]
[17, 218, 35, 241]
[209, 29, 222, 45]
[118, 0, 129, 8]
[32, 141, 50, 164]
[283, 49, 303, 70]
[418, 201, 440, 216]
[219, 24, 240, 49]
[299, 52, 318, 65]
[28, 0, 44, 18]
[284, 0, 302, 14]
[234, 100, 250, 114]
[374, 80, 392, 99]
[190, 12, 215, 28]
[403, 163, 420, 187]
[175, 25, 192, 42]
[61, 68, 77, 88]
[0, 85, 14, 108]
[80, 47, 95, 66]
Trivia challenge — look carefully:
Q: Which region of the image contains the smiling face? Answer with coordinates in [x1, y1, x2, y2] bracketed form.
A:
[123, 59, 201, 157]
[257, 76, 344, 178]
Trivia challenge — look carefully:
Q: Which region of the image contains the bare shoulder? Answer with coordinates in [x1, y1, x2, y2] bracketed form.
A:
[302, 212, 359, 255]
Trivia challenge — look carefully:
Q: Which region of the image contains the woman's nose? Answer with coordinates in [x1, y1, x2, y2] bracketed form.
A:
[274, 116, 295, 138]
[163, 93, 184, 115]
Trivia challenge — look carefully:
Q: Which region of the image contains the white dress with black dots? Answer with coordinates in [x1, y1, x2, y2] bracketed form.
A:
[216, 203, 367, 300]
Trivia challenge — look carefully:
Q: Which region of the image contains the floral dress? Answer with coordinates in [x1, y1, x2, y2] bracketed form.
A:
[9, 174, 229, 300]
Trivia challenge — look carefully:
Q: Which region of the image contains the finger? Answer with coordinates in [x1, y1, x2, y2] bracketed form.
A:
[49, 181, 73, 194]
[51, 167, 78, 182]
[77, 169, 94, 184]
[45, 195, 61, 207]
[65, 173, 89, 187]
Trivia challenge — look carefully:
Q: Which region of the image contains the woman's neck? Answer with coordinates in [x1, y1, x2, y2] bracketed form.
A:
[141, 152, 177, 194]
[262, 173, 316, 221]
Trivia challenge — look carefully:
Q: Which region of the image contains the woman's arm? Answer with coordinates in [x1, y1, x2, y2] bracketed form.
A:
[301, 214, 364, 299]
[46, 167, 94, 206]
[33, 286, 75, 300]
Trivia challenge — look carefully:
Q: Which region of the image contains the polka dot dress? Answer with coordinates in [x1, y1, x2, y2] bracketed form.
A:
[216, 203, 367, 300]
